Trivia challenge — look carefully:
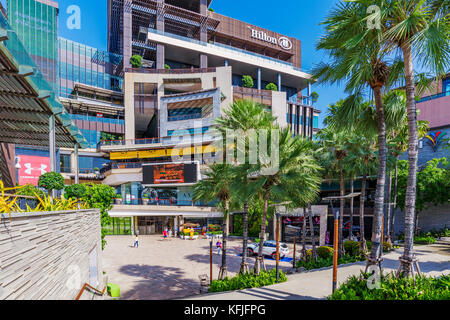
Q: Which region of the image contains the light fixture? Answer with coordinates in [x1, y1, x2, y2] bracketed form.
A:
[15, 157, 21, 169]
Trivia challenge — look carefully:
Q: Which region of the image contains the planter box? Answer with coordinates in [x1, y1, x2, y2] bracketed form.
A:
[115, 199, 122, 205]
[180, 235, 199, 240]
[206, 234, 223, 239]
[142, 199, 149, 205]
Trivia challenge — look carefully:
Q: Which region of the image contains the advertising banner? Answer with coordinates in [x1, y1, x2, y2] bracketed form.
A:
[17, 155, 50, 186]
[143, 163, 198, 185]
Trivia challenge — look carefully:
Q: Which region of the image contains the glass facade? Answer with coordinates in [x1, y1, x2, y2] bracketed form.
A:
[70, 114, 125, 149]
[8, 0, 58, 90]
[58, 37, 123, 97]
[79, 156, 110, 174]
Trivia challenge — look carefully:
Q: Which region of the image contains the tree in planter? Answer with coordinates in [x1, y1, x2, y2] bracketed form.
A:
[216, 99, 277, 274]
[38, 172, 64, 200]
[164, 64, 171, 70]
[130, 55, 142, 68]
[311, 92, 319, 104]
[375, 0, 449, 277]
[193, 164, 238, 280]
[265, 83, 278, 91]
[83, 184, 116, 250]
[242, 75, 254, 88]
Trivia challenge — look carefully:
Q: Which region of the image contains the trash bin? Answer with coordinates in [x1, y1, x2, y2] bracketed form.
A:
[107, 283, 120, 299]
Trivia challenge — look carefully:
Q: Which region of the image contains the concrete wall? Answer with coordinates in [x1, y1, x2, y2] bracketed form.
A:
[0, 209, 103, 300]
[393, 204, 450, 236]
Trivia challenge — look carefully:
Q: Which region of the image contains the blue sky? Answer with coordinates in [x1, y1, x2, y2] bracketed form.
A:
[3, 0, 346, 127]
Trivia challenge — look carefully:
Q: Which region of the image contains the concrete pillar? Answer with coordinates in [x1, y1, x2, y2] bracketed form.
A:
[49, 114, 56, 198]
[224, 59, 229, 67]
[257, 68, 261, 90]
[277, 73, 282, 92]
[199, 54, 208, 69]
[131, 216, 135, 236]
[74, 144, 79, 184]
[123, 0, 133, 69]
[49, 115, 56, 172]
[307, 83, 312, 106]
[156, 0, 165, 69]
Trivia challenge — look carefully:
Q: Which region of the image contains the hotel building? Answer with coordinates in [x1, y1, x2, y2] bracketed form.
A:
[101, 0, 321, 235]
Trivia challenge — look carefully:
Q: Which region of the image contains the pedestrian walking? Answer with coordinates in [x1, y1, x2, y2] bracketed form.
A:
[133, 234, 139, 248]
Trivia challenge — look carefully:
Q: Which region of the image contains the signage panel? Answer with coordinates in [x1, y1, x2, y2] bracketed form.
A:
[143, 163, 198, 185]
[17, 155, 50, 186]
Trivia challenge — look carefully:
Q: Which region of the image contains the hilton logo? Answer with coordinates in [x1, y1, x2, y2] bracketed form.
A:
[249, 27, 293, 51]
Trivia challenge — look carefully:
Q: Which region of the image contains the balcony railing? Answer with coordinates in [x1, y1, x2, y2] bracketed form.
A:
[125, 67, 217, 74]
[418, 91, 450, 103]
[146, 28, 310, 72]
[97, 134, 219, 148]
[114, 198, 215, 207]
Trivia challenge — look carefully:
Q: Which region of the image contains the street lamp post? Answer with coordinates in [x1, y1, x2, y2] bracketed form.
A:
[270, 201, 291, 284]
[209, 237, 213, 285]
[276, 211, 280, 283]
[332, 207, 339, 293]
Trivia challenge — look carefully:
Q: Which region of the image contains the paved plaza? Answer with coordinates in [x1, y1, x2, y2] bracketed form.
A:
[103, 236, 450, 300]
[103, 235, 296, 300]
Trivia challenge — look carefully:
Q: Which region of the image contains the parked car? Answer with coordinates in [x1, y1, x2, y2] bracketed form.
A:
[343, 221, 361, 232]
[247, 240, 290, 260]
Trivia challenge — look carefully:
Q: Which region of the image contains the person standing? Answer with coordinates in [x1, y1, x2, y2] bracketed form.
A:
[163, 228, 168, 240]
[216, 239, 222, 255]
[133, 234, 139, 248]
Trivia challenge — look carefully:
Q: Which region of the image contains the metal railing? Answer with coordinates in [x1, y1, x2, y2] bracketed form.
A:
[114, 198, 215, 207]
[147, 28, 309, 71]
[125, 67, 216, 74]
[418, 91, 450, 103]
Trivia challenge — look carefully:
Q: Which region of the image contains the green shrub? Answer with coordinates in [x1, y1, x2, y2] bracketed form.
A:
[38, 172, 64, 192]
[164, 64, 171, 70]
[366, 241, 394, 253]
[64, 184, 88, 200]
[209, 269, 287, 293]
[265, 83, 278, 91]
[329, 273, 450, 300]
[317, 246, 334, 259]
[242, 75, 254, 88]
[296, 254, 364, 271]
[414, 236, 436, 245]
[344, 240, 360, 257]
[17, 184, 45, 198]
[130, 55, 142, 68]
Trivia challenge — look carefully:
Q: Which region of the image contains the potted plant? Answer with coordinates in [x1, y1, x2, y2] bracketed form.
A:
[94, 167, 100, 175]
[142, 193, 149, 205]
[115, 194, 123, 205]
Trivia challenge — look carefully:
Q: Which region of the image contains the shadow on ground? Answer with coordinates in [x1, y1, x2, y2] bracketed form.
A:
[119, 264, 200, 300]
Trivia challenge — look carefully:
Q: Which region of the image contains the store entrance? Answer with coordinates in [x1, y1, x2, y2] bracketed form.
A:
[137, 216, 174, 235]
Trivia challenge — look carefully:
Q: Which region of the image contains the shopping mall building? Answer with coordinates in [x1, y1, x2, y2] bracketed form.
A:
[1, 0, 322, 237]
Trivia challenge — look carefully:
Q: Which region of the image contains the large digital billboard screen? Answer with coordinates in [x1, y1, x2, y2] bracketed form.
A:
[143, 163, 198, 185]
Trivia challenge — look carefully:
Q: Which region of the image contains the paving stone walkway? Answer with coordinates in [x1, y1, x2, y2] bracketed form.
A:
[185, 242, 450, 300]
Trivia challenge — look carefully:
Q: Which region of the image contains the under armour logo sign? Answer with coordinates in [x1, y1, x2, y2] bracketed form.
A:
[24, 163, 47, 175]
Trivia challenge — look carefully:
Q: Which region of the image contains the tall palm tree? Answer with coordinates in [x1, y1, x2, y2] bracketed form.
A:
[248, 129, 322, 274]
[368, 0, 449, 276]
[317, 126, 353, 257]
[215, 99, 276, 274]
[313, 1, 407, 268]
[193, 164, 236, 280]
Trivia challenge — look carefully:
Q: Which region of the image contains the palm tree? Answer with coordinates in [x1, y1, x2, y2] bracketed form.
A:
[248, 129, 322, 274]
[193, 164, 236, 280]
[313, 1, 408, 268]
[367, 0, 449, 276]
[317, 126, 353, 257]
[215, 99, 276, 274]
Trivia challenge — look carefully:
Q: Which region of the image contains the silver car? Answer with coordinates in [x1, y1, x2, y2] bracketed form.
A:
[247, 240, 290, 259]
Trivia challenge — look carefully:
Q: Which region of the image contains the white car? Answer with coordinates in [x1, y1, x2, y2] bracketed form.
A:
[247, 240, 290, 259]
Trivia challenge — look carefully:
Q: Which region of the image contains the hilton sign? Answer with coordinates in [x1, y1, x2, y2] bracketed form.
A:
[249, 27, 293, 51]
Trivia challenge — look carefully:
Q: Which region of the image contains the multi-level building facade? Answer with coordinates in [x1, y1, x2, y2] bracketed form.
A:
[101, 0, 321, 235]
[5, 0, 126, 185]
